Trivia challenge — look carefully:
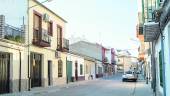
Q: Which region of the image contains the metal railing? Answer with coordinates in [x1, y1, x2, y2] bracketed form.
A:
[63, 38, 69, 50]
[4, 24, 24, 43]
[33, 28, 51, 43]
[41, 29, 51, 43]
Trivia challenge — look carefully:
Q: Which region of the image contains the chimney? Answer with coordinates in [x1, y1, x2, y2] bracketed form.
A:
[0, 15, 5, 38]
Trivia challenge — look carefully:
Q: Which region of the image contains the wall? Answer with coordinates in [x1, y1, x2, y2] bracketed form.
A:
[0, 40, 28, 92]
[67, 53, 85, 81]
[84, 59, 96, 80]
[162, 22, 170, 96]
[28, 0, 67, 86]
[155, 32, 163, 95]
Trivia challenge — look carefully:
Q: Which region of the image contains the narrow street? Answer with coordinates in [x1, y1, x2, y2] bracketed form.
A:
[1, 73, 153, 96]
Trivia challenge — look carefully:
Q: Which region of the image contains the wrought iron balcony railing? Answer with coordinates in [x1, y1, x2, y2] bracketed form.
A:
[4, 24, 24, 43]
[33, 28, 51, 47]
[57, 38, 69, 52]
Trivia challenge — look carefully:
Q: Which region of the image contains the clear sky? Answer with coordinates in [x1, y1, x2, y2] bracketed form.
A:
[40, 0, 139, 56]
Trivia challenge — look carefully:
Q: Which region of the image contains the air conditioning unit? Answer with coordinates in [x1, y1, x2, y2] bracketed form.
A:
[43, 13, 50, 22]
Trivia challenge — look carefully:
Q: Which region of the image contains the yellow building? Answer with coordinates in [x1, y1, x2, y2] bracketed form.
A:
[28, 0, 69, 88]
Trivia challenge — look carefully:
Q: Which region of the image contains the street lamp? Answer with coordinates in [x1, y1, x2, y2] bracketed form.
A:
[27, 0, 53, 91]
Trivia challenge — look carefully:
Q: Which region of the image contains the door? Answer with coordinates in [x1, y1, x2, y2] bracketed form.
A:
[31, 53, 42, 88]
[48, 61, 52, 86]
[66, 61, 72, 83]
[75, 61, 78, 81]
[0, 53, 10, 94]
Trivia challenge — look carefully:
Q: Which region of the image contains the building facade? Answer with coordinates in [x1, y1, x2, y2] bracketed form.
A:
[0, 0, 69, 94]
[0, 0, 28, 94]
[139, 0, 168, 96]
[70, 41, 104, 79]
[67, 52, 85, 83]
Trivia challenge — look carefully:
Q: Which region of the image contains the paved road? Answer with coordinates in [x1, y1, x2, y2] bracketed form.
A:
[1, 73, 153, 96]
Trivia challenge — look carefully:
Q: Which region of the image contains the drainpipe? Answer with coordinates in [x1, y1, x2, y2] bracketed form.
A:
[19, 51, 21, 92]
[159, 23, 166, 96]
[27, 0, 31, 91]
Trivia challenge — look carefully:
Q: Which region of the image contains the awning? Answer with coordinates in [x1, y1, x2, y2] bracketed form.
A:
[144, 22, 160, 42]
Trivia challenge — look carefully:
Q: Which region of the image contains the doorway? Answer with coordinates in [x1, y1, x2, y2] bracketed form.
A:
[66, 61, 72, 83]
[31, 53, 42, 88]
[48, 60, 52, 86]
[75, 61, 78, 81]
[0, 52, 10, 94]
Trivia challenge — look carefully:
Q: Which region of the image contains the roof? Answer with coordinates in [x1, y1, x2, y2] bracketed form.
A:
[33, 0, 67, 23]
[70, 41, 102, 61]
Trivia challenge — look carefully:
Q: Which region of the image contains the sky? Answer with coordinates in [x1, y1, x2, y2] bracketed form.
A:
[40, 0, 139, 56]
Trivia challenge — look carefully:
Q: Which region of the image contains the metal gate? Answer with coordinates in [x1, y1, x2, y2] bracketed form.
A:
[0, 53, 10, 94]
[31, 53, 42, 88]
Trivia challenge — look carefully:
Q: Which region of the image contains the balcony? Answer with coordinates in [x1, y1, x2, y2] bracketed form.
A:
[32, 28, 51, 47]
[62, 38, 69, 52]
[57, 38, 69, 52]
[3, 24, 25, 43]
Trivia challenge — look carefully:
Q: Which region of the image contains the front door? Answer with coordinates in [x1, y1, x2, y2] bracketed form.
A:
[31, 53, 42, 88]
[48, 61, 52, 86]
[66, 61, 72, 83]
[0, 53, 10, 94]
[75, 61, 78, 81]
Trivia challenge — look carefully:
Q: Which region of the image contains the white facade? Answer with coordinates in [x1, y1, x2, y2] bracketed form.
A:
[155, 22, 170, 96]
[67, 53, 85, 80]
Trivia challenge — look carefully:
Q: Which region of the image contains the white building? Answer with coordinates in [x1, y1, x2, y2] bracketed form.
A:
[67, 52, 85, 82]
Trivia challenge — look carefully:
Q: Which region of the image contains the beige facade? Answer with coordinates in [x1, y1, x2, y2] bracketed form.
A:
[28, 0, 68, 87]
[0, 39, 28, 92]
[0, 0, 68, 94]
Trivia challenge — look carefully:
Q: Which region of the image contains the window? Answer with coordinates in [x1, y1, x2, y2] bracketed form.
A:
[80, 64, 83, 75]
[159, 51, 163, 87]
[58, 60, 63, 77]
[48, 22, 53, 36]
[33, 12, 42, 41]
[57, 25, 62, 49]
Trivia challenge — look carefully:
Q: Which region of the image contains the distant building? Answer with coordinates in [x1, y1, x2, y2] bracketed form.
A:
[70, 41, 103, 79]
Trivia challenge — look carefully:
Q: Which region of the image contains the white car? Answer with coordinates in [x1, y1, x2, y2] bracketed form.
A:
[122, 71, 137, 82]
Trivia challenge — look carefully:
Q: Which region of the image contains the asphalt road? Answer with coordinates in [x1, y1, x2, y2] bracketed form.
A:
[1, 73, 153, 96]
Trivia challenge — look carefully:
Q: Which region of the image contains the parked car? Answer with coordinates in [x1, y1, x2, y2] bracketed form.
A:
[122, 71, 137, 82]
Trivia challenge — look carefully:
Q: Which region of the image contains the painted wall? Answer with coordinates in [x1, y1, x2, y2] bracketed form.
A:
[155, 31, 163, 95]
[161, 22, 170, 96]
[29, 0, 67, 86]
[67, 53, 85, 80]
[0, 40, 28, 92]
[84, 59, 96, 80]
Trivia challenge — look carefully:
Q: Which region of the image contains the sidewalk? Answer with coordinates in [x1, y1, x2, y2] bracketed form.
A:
[0, 80, 96, 96]
[134, 74, 154, 96]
